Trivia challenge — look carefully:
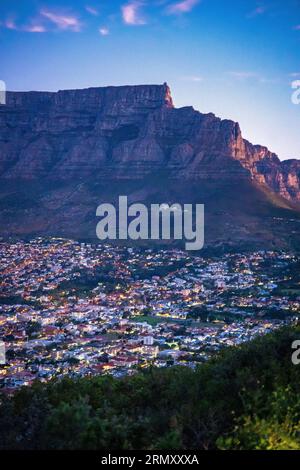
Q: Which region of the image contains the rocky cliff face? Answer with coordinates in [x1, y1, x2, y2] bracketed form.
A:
[0, 83, 299, 204]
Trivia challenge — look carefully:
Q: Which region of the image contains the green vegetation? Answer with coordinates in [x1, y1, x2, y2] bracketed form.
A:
[1, 325, 300, 450]
[0, 295, 39, 307]
[131, 315, 164, 326]
[47, 267, 126, 297]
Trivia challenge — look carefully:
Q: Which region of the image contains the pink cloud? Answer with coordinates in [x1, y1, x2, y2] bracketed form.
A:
[122, 2, 146, 25]
[85, 6, 99, 16]
[167, 0, 200, 15]
[3, 18, 46, 32]
[40, 9, 82, 31]
[247, 6, 266, 18]
[5, 19, 17, 30]
[23, 24, 47, 33]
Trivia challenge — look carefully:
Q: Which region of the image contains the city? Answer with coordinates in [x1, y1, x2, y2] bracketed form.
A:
[0, 238, 299, 393]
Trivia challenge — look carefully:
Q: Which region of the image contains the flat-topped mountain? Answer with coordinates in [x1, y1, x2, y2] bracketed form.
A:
[1, 83, 299, 202]
[0, 83, 299, 250]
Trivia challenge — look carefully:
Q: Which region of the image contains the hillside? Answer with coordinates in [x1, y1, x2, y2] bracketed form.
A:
[0, 84, 300, 250]
[1, 324, 300, 450]
[1, 84, 299, 200]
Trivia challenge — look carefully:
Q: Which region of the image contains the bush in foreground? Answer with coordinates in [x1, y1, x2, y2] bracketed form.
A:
[0, 325, 300, 450]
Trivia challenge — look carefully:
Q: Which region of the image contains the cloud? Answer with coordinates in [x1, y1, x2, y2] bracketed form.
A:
[40, 9, 82, 31]
[259, 77, 280, 84]
[122, 2, 146, 25]
[99, 27, 109, 36]
[4, 19, 17, 30]
[181, 75, 203, 82]
[228, 71, 259, 79]
[2, 10, 82, 33]
[167, 0, 200, 15]
[23, 24, 47, 33]
[85, 6, 99, 16]
[228, 71, 279, 84]
[293, 25, 300, 30]
[247, 6, 266, 18]
[2, 18, 46, 33]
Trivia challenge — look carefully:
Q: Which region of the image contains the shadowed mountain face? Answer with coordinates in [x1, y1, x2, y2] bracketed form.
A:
[0, 83, 299, 251]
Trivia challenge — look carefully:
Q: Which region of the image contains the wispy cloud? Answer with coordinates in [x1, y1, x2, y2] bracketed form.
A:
[99, 27, 109, 36]
[181, 75, 203, 82]
[40, 9, 82, 32]
[4, 19, 17, 30]
[228, 71, 259, 79]
[23, 24, 47, 33]
[293, 24, 300, 30]
[247, 5, 266, 18]
[259, 77, 280, 84]
[167, 0, 200, 15]
[3, 17, 46, 33]
[122, 2, 146, 25]
[228, 71, 279, 84]
[85, 6, 99, 16]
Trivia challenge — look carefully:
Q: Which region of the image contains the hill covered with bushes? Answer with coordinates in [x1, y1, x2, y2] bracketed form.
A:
[1, 325, 300, 450]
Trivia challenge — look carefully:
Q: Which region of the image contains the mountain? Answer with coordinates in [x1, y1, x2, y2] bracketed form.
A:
[0, 83, 299, 250]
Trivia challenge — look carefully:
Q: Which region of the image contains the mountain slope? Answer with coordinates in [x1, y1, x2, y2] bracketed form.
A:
[0, 83, 299, 249]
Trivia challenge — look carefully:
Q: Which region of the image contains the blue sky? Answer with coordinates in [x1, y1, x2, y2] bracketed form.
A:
[0, 0, 299, 159]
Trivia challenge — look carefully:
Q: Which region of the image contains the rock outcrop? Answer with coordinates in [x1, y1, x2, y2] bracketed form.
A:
[0, 83, 299, 203]
[0, 83, 300, 250]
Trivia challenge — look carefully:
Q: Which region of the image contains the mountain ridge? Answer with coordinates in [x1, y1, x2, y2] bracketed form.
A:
[1, 83, 299, 204]
[0, 83, 299, 250]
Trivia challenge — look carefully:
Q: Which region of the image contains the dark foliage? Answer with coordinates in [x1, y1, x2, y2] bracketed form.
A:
[1, 325, 300, 449]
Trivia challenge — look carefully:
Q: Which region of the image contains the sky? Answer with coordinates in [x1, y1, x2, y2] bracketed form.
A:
[0, 0, 300, 159]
